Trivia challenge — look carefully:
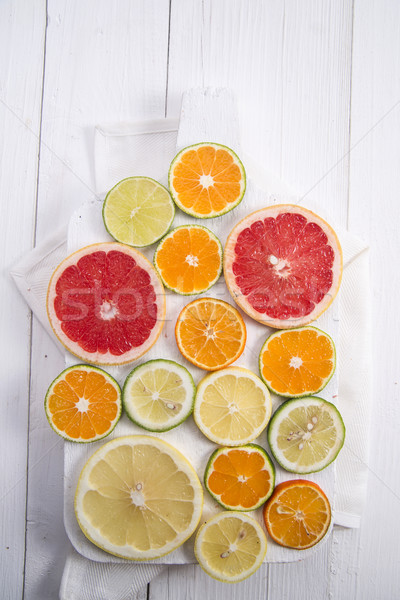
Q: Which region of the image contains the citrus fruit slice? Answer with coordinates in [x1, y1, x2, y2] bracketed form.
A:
[44, 365, 121, 442]
[122, 359, 195, 432]
[47, 243, 165, 365]
[194, 367, 272, 445]
[224, 205, 343, 329]
[259, 326, 336, 397]
[102, 177, 175, 247]
[75, 435, 203, 560]
[169, 142, 246, 218]
[263, 479, 331, 549]
[267, 396, 345, 473]
[175, 298, 246, 371]
[154, 225, 222, 295]
[204, 444, 275, 510]
[194, 511, 267, 583]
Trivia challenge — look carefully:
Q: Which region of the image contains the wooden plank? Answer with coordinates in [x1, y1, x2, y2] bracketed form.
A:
[342, 0, 400, 597]
[0, 0, 46, 597]
[24, 0, 171, 597]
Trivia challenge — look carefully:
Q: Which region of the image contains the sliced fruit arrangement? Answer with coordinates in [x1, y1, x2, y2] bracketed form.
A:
[204, 444, 275, 510]
[175, 297, 246, 371]
[102, 177, 175, 247]
[47, 243, 165, 365]
[122, 359, 195, 432]
[45, 365, 121, 442]
[194, 511, 267, 583]
[259, 326, 336, 397]
[267, 396, 345, 474]
[263, 479, 331, 550]
[74, 435, 203, 560]
[194, 367, 272, 445]
[224, 205, 343, 329]
[169, 142, 246, 218]
[154, 224, 222, 295]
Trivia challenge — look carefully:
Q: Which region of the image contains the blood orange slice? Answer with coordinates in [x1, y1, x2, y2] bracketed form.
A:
[47, 243, 165, 365]
[224, 205, 342, 329]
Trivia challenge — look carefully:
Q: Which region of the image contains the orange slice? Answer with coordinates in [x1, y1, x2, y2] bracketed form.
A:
[168, 142, 246, 218]
[204, 444, 275, 510]
[263, 479, 331, 549]
[259, 326, 336, 397]
[44, 365, 121, 442]
[175, 298, 246, 370]
[154, 225, 222, 295]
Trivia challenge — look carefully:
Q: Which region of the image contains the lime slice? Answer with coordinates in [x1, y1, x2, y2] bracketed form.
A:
[194, 367, 272, 446]
[267, 396, 345, 474]
[103, 177, 175, 247]
[122, 359, 195, 432]
[204, 444, 275, 511]
[75, 435, 203, 560]
[194, 511, 267, 583]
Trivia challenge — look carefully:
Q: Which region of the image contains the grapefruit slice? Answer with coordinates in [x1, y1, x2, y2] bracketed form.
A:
[47, 243, 165, 365]
[224, 205, 342, 329]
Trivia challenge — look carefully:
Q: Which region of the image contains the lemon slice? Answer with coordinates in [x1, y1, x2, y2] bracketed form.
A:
[103, 177, 175, 247]
[74, 435, 203, 560]
[194, 367, 272, 445]
[122, 359, 195, 432]
[267, 396, 345, 473]
[194, 512, 267, 583]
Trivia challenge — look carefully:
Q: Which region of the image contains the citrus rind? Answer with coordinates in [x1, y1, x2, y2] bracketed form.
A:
[259, 326, 337, 398]
[168, 142, 246, 219]
[194, 511, 267, 583]
[122, 359, 196, 432]
[267, 396, 345, 474]
[74, 435, 204, 561]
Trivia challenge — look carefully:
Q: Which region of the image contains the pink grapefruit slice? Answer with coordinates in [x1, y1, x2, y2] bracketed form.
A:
[224, 205, 342, 329]
[47, 243, 165, 365]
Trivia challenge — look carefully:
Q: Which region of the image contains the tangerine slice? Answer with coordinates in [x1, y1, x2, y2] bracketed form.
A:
[263, 479, 331, 549]
[204, 444, 275, 510]
[44, 364, 121, 442]
[169, 142, 246, 218]
[175, 298, 246, 371]
[154, 225, 222, 295]
[259, 326, 336, 397]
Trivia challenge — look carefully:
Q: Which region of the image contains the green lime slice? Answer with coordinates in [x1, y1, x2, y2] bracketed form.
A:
[122, 359, 195, 432]
[103, 176, 175, 247]
[267, 396, 345, 474]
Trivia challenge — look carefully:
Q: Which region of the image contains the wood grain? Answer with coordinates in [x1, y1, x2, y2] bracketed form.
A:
[0, 1, 46, 597]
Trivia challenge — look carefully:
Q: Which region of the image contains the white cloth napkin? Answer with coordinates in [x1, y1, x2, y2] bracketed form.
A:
[10, 88, 371, 599]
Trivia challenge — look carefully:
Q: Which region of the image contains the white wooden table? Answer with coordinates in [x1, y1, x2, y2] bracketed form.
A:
[2, 1, 400, 598]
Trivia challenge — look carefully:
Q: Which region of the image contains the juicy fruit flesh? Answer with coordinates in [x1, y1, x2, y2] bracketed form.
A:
[126, 366, 189, 425]
[198, 373, 269, 442]
[207, 448, 273, 509]
[176, 299, 245, 369]
[198, 515, 265, 578]
[47, 368, 119, 440]
[81, 443, 197, 552]
[273, 400, 342, 470]
[155, 227, 221, 294]
[53, 250, 158, 356]
[264, 482, 331, 549]
[104, 178, 174, 246]
[260, 328, 335, 396]
[171, 145, 243, 216]
[232, 213, 336, 321]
